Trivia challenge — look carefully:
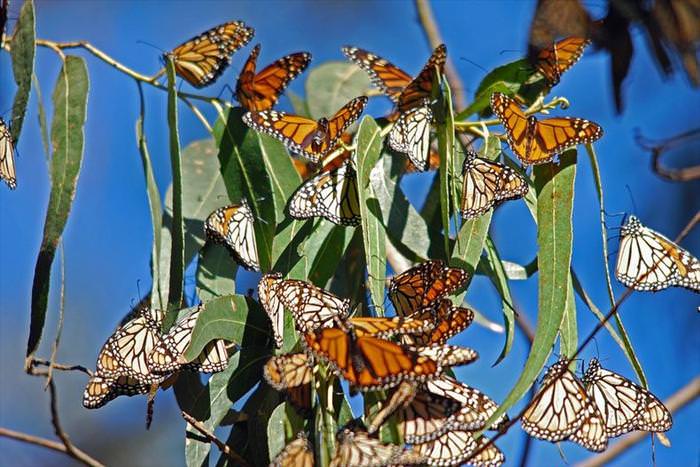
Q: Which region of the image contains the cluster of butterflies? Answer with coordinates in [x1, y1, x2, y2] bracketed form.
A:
[83, 301, 230, 410]
[260, 260, 509, 466]
[522, 358, 672, 452]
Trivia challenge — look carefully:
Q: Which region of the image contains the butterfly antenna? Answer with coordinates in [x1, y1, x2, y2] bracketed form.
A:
[624, 185, 639, 215]
[498, 49, 523, 56]
[136, 40, 168, 55]
[218, 84, 235, 101]
[458, 57, 487, 73]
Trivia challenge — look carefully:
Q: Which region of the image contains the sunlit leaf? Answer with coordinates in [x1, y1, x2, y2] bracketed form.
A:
[305, 61, 371, 120]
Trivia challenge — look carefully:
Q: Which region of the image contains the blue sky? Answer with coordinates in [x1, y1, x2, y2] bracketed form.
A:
[1, 1, 698, 466]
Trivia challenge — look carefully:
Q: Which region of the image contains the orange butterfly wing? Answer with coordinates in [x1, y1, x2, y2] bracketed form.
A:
[168, 21, 254, 88]
[491, 92, 603, 165]
[243, 97, 367, 162]
[536, 36, 591, 85]
[389, 260, 468, 317]
[342, 47, 413, 101]
[397, 44, 447, 113]
[236, 44, 311, 111]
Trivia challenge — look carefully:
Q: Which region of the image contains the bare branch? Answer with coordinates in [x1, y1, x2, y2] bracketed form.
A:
[181, 411, 251, 467]
[575, 376, 700, 467]
[636, 127, 700, 182]
[0, 427, 104, 467]
[29, 358, 92, 376]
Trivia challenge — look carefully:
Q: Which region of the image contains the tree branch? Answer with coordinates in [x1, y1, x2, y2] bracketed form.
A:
[0, 427, 104, 467]
[575, 376, 700, 467]
[414, 0, 466, 109]
[181, 411, 250, 467]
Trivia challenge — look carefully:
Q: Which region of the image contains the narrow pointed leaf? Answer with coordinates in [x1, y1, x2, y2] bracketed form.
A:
[9, 0, 35, 144]
[483, 237, 516, 365]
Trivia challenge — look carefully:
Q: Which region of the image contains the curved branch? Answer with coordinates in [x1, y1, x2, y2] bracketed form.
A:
[0, 427, 104, 467]
[575, 376, 700, 467]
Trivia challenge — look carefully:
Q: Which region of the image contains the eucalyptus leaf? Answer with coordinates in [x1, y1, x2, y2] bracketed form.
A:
[9, 0, 35, 144]
[305, 61, 371, 120]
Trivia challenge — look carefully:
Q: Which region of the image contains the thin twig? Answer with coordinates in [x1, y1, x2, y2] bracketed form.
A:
[0, 428, 105, 467]
[181, 411, 251, 467]
[636, 127, 700, 182]
[414, 0, 466, 108]
[46, 244, 67, 386]
[29, 358, 92, 376]
[575, 377, 700, 467]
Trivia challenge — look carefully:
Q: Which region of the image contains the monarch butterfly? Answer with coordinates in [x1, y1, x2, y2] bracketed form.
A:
[263, 353, 314, 414]
[148, 305, 229, 375]
[165, 21, 254, 88]
[342, 44, 447, 113]
[583, 358, 672, 437]
[401, 299, 475, 346]
[491, 92, 603, 165]
[424, 375, 507, 432]
[95, 306, 164, 384]
[535, 36, 591, 86]
[416, 345, 479, 368]
[615, 215, 699, 293]
[411, 429, 484, 467]
[460, 150, 528, 220]
[387, 103, 433, 172]
[0, 118, 16, 189]
[276, 279, 351, 334]
[204, 200, 260, 272]
[521, 360, 602, 444]
[330, 426, 425, 467]
[235, 44, 311, 111]
[82, 374, 153, 409]
[258, 272, 285, 348]
[304, 326, 440, 391]
[369, 381, 461, 444]
[288, 159, 361, 226]
[243, 96, 368, 163]
[465, 435, 506, 467]
[389, 260, 468, 317]
[405, 146, 440, 173]
[271, 432, 314, 467]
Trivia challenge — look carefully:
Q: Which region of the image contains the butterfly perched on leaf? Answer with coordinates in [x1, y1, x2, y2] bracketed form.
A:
[95, 306, 165, 384]
[304, 325, 441, 391]
[148, 305, 229, 375]
[342, 44, 447, 113]
[491, 92, 603, 165]
[583, 358, 672, 437]
[165, 21, 254, 88]
[0, 118, 16, 189]
[460, 150, 529, 220]
[235, 44, 311, 111]
[522, 359, 608, 451]
[271, 432, 314, 467]
[330, 425, 425, 467]
[243, 96, 368, 163]
[288, 159, 361, 226]
[615, 215, 699, 293]
[258, 272, 285, 348]
[388, 103, 433, 172]
[204, 200, 260, 272]
[83, 374, 152, 409]
[534, 36, 591, 86]
[263, 353, 314, 414]
[389, 260, 468, 317]
[411, 429, 505, 467]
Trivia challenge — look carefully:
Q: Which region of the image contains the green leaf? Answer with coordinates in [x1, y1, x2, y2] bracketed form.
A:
[165, 57, 185, 321]
[27, 56, 88, 358]
[267, 403, 288, 460]
[241, 383, 283, 464]
[9, 0, 35, 144]
[483, 237, 516, 365]
[559, 278, 578, 357]
[305, 62, 371, 120]
[585, 144, 646, 386]
[32, 73, 50, 164]
[183, 295, 272, 361]
[355, 116, 386, 310]
[135, 87, 164, 309]
[371, 154, 437, 261]
[483, 152, 577, 430]
[307, 224, 356, 285]
[178, 347, 270, 466]
[196, 245, 236, 301]
[436, 79, 455, 257]
[215, 109, 278, 271]
[287, 90, 310, 117]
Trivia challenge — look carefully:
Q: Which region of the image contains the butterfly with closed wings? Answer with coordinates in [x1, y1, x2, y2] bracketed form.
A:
[534, 36, 591, 86]
[204, 200, 260, 272]
[0, 118, 16, 189]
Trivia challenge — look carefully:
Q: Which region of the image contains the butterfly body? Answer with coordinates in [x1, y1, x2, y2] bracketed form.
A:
[235, 44, 311, 111]
[166, 21, 254, 88]
[491, 92, 603, 165]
